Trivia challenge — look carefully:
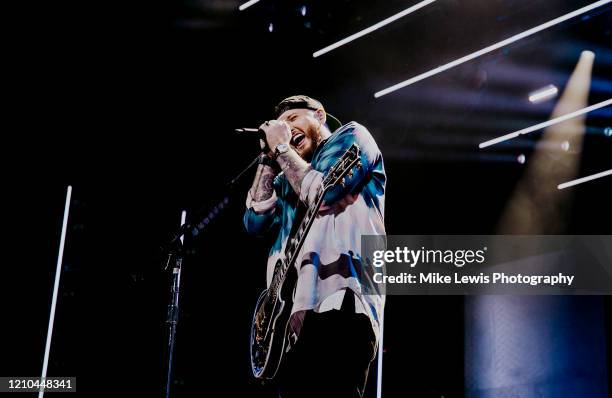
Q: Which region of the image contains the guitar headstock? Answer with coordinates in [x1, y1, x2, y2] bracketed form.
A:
[322, 144, 362, 191]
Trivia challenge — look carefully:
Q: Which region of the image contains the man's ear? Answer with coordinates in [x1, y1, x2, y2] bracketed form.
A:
[314, 108, 327, 125]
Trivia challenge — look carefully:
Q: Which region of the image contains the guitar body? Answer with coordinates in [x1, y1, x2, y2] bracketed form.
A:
[250, 259, 297, 380]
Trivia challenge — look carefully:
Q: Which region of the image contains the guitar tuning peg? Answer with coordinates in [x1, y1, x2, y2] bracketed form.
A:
[356, 161, 362, 169]
[340, 178, 346, 187]
[347, 170, 354, 178]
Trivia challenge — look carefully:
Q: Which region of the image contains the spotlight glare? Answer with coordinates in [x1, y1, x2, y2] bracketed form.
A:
[605, 127, 612, 137]
[268, 23, 274, 32]
[313, 0, 438, 58]
[517, 154, 526, 164]
[561, 141, 570, 151]
[479, 98, 612, 148]
[239, 0, 261, 11]
[374, 0, 611, 98]
[300, 5, 307, 16]
[529, 84, 559, 103]
[558, 169, 612, 189]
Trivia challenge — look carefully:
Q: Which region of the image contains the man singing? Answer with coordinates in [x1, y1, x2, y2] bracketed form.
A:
[244, 95, 386, 398]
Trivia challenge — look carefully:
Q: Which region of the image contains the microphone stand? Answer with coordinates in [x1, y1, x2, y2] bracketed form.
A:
[161, 150, 262, 398]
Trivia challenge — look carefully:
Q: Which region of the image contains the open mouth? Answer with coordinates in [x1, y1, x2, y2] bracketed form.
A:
[290, 132, 306, 148]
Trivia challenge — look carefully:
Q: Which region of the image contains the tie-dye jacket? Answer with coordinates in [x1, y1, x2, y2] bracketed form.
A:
[244, 121, 386, 341]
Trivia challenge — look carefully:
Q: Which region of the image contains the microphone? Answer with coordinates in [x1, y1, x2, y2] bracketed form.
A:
[235, 127, 265, 139]
[235, 128, 270, 153]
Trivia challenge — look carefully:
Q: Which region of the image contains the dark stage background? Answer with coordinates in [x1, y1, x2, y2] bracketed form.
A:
[4, 0, 612, 396]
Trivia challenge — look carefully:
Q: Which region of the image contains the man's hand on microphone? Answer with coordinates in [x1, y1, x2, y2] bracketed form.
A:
[259, 120, 291, 153]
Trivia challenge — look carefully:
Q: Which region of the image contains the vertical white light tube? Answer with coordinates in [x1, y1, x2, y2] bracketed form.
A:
[39, 186, 72, 398]
[180, 210, 187, 243]
[377, 315, 384, 398]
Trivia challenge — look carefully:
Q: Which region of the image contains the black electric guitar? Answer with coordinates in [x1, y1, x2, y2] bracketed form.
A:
[250, 143, 362, 380]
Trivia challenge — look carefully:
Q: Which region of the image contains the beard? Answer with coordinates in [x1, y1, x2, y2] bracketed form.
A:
[295, 122, 322, 161]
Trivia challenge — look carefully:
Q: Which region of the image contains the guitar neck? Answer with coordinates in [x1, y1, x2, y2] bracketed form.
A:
[268, 187, 326, 295]
[284, 188, 326, 266]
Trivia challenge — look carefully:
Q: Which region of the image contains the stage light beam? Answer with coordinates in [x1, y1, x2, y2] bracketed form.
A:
[374, 0, 612, 98]
[313, 0, 438, 58]
[529, 85, 559, 103]
[496, 50, 594, 234]
[558, 169, 612, 189]
[479, 98, 612, 148]
[239, 0, 261, 11]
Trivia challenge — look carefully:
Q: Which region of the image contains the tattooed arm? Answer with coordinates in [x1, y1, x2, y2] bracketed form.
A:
[250, 163, 277, 203]
[244, 157, 282, 236]
[275, 149, 310, 197]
